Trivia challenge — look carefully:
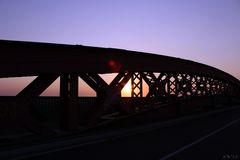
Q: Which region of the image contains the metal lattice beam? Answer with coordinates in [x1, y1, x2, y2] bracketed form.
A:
[132, 72, 142, 97]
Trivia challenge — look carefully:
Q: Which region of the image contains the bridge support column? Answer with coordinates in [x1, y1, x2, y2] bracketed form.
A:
[60, 74, 79, 130]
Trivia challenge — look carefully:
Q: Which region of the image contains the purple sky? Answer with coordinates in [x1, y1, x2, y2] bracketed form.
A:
[0, 0, 240, 96]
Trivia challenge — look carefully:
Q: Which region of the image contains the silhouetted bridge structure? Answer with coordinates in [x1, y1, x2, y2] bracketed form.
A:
[0, 39, 240, 136]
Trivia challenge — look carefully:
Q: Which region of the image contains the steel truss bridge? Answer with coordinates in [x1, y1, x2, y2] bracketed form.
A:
[0, 40, 240, 135]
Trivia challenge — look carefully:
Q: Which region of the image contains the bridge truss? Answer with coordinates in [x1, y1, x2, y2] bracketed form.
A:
[0, 40, 240, 134]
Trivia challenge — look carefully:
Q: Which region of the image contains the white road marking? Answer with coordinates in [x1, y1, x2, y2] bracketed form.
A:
[158, 117, 240, 160]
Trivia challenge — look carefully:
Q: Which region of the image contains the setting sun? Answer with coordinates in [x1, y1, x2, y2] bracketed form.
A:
[121, 80, 132, 97]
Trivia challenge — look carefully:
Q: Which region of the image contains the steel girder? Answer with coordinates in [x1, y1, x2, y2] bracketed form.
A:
[0, 40, 239, 88]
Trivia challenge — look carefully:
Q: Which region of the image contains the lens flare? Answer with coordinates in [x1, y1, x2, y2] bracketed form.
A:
[108, 59, 122, 72]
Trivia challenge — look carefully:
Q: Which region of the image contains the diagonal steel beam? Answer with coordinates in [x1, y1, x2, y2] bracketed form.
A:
[79, 73, 102, 93]
[17, 74, 59, 99]
[88, 73, 108, 89]
[109, 72, 126, 87]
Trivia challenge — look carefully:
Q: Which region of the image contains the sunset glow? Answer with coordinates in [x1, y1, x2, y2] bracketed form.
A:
[121, 80, 132, 97]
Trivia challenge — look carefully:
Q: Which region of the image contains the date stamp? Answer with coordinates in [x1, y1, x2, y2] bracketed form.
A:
[222, 154, 239, 160]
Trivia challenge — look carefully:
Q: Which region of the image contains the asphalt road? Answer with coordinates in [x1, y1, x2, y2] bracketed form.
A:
[2, 106, 240, 160]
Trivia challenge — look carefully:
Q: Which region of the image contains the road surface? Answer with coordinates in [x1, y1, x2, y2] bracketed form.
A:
[1, 106, 240, 160]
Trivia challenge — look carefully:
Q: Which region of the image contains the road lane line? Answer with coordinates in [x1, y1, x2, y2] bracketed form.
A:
[158, 117, 240, 160]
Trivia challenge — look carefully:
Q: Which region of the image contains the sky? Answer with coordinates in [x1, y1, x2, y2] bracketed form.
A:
[0, 0, 240, 96]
